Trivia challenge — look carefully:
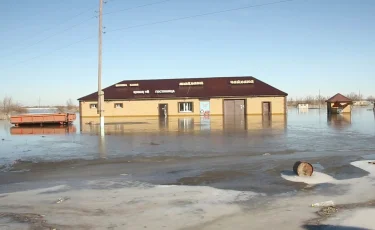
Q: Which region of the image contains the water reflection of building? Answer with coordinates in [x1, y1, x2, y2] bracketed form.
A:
[327, 113, 352, 129]
[80, 115, 286, 135]
[10, 125, 76, 135]
[297, 108, 309, 114]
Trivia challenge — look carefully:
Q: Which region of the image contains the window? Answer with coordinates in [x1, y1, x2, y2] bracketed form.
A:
[179, 102, 193, 113]
[114, 103, 123, 109]
[89, 104, 97, 109]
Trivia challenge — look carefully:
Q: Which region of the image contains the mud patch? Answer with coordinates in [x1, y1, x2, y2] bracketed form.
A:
[177, 170, 248, 185]
[0, 212, 61, 230]
[306, 199, 375, 225]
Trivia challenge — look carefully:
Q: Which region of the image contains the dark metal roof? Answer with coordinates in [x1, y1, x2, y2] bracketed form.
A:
[78, 76, 288, 101]
[326, 93, 352, 103]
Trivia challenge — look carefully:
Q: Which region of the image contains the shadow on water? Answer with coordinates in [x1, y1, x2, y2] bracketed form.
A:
[303, 225, 369, 230]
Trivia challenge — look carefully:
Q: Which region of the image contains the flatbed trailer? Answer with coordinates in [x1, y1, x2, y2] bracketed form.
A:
[10, 113, 76, 126]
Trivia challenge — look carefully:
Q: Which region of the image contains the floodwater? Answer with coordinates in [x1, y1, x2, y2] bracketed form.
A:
[0, 107, 374, 194]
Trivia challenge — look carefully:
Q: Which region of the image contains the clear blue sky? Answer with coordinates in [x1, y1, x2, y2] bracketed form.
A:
[1, 0, 374, 106]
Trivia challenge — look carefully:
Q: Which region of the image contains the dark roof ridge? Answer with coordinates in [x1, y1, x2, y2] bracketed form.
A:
[325, 93, 352, 102]
[78, 76, 287, 101]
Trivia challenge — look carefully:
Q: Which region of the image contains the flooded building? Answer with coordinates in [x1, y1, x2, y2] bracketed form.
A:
[326, 93, 353, 114]
[78, 76, 288, 118]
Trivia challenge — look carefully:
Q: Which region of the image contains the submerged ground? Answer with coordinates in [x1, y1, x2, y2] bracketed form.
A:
[0, 108, 374, 229]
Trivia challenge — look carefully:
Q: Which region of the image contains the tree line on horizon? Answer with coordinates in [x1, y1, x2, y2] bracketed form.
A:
[0, 97, 79, 119]
[288, 93, 374, 106]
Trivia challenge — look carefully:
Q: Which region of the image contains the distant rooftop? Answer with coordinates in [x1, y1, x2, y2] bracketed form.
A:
[326, 93, 352, 103]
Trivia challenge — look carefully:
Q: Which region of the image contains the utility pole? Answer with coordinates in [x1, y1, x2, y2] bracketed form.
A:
[97, 0, 105, 136]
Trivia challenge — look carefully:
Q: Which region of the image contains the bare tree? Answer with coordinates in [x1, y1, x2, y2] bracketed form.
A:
[66, 99, 75, 111]
[367, 95, 375, 102]
[1, 96, 27, 115]
[346, 92, 362, 101]
[55, 106, 66, 113]
[2, 96, 13, 114]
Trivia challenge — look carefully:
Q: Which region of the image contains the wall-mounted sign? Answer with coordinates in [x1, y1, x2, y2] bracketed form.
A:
[179, 81, 204, 86]
[155, 90, 175, 94]
[230, 80, 254, 85]
[133, 90, 149, 94]
[115, 84, 127, 87]
[130, 83, 139, 87]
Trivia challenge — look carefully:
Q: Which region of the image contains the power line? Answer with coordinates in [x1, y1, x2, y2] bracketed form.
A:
[1, 0, 301, 69]
[108, 0, 299, 32]
[37, 7, 96, 35]
[2, 7, 97, 55]
[2, 0, 179, 58]
[103, 0, 178, 16]
[7, 17, 96, 56]
[1, 35, 94, 70]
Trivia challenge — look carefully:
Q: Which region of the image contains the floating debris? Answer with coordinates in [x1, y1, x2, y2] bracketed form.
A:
[55, 197, 70, 204]
[293, 161, 314, 176]
[311, 200, 335, 207]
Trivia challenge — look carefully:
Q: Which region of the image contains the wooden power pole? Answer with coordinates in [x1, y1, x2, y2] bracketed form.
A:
[97, 0, 105, 136]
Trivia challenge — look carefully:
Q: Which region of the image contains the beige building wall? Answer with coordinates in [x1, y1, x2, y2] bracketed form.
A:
[209, 98, 223, 115]
[80, 96, 286, 117]
[246, 97, 285, 115]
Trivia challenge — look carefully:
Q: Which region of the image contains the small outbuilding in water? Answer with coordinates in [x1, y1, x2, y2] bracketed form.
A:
[326, 93, 353, 114]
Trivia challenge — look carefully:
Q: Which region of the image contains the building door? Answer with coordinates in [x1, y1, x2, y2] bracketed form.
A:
[158, 104, 168, 118]
[234, 100, 245, 116]
[223, 100, 246, 130]
[224, 100, 235, 116]
[262, 102, 271, 116]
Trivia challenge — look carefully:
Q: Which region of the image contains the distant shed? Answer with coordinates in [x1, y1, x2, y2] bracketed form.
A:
[297, 104, 309, 109]
[326, 93, 352, 114]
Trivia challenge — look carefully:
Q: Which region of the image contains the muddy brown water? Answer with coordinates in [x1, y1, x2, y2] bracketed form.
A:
[0, 108, 374, 195]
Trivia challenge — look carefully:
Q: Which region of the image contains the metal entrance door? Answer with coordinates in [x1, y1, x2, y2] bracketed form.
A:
[223, 100, 246, 130]
[224, 100, 245, 116]
[262, 102, 271, 116]
[158, 104, 168, 118]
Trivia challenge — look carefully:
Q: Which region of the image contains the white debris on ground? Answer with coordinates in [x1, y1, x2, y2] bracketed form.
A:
[280, 171, 337, 185]
[0, 160, 374, 230]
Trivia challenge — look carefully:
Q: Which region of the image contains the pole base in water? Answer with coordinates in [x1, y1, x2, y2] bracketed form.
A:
[100, 116, 105, 136]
